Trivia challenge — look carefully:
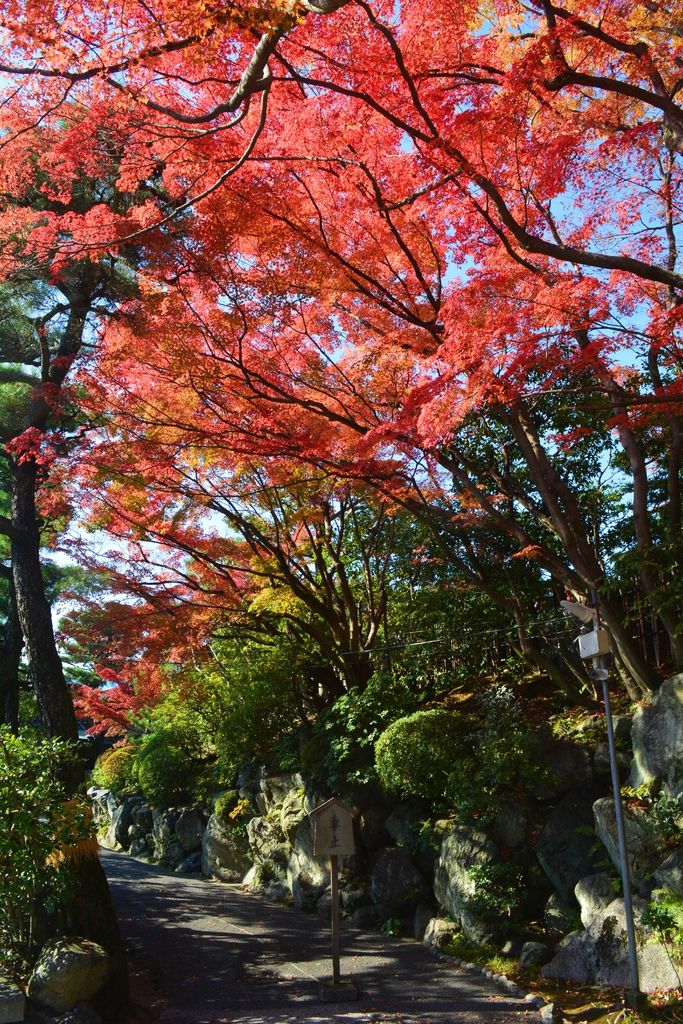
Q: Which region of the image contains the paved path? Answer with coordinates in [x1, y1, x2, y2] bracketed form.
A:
[102, 849, 543, 1024]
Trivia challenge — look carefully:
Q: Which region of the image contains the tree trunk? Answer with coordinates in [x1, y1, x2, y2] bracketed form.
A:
[10, 457, 129, 1004]
[0, 578, 23, 732]
[11, 460, 77, 741]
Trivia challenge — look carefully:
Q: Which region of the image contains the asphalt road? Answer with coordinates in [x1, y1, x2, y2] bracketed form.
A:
[102, 849, 543, 1024]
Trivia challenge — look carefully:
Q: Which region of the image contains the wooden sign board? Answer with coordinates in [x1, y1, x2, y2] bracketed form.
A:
[310, 798, 355, 858]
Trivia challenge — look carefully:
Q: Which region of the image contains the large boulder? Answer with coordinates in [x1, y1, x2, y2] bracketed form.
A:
[27, 939, 113, 1013]
[384, 803, 423, 846]
[286, 817, 329, 909]
[592, 798, 659, 885]
[280, 789, 307, 845]
[574, 873, 615, 928]
[423, 917, 459, 950]
[631, 674, 683, 793]
[201, 814, 251, 882]
[369, 848, 429, 917]
[111, 800, 134, 850]
[654, 848, 683, 897]
[130, 802, 153, 835]
[535, 786, 602, 904]
[433, 825, 499, 944]
[255, 771, 303, 815]
[248, 816, 285, 863]
[543, 897, 683, 992]
[175, 808, 205, 853]
[536, 739, 592, 799]
[151, 809, 177, 861]
[492, 802, 528, 850]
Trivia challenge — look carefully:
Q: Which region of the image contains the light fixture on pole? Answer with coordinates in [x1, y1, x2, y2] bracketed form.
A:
[560, 594, 644, 1009]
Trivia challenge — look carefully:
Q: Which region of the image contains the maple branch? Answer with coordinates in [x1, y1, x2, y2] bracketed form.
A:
[451, 148, 683, 290]
[353, 0, 437, 138]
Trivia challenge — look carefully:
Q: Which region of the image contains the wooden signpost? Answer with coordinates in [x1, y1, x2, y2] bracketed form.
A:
[310, 797, 358, 1002]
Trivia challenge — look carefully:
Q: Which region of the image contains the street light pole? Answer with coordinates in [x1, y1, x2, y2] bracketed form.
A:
[562, 590, 643, 1008]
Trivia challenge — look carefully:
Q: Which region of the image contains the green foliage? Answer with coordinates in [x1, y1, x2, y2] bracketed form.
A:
[309, 670, 422, 787]
[444, 686, 548, 826]
[465, 862, 527, 925]
[91, 746, 135, 793]
[642, 889, 683, 953]
[135, 730, 197, 805]
[0, 728, 93, 959]
[375, 708, 463, 802]
[213, 791, 251, 831]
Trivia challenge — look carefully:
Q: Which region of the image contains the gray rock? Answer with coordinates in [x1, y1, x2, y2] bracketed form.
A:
[247, 817, 284, 863]
[64, 1002, 102, 1024]
[175, 808, 205, 852]
[130, 802, 153, 834]
[384, 803, 423, 846]
[350, 906, 379, 930]
[543, 897, 683, 992]
[501, 937, 525, 957]
[111, 798, 135, 847]
[575, 873, 616, 927]
[255, 771, 303, 815]
[538, 740, 592, 798]
[593, 742, 628, 775]
[519, 941, 550, 966]
[542, 931, 592, 985]
[412, 902, 434, 941]
[263, 881, 290, 902]
[159, 840, 185, 867]
[0, 975, 25, 1023]
[492, 803, 527, 850]
[27, 939, 113, 1013]
[175, 851, 202, 874]
[201, 814, 251, 882]
[631, 674, 683, 792]
[539, 1003, 557, 1023]
[290, 872, 326, 912]
[128, 838, 149, 858]
[340, 886, 371, 913]
[433, 825, 498, 945]
[592, 797, 658, 883]
[544, 893, 578, 938]
[422, 918, 459, 950]
[287, 818, 328, 891]
[280, 788, 307, 845]
[613, 716, 633, 742]
[535, 786, 602, 904]
[151, 809, 177, 860]
[653, 848, 683, 896]
[369, 848, 429, 916]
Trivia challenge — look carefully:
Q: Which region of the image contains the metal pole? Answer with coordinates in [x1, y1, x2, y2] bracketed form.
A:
[590, 587, 641, 1004]
[330, 853, 341, 985]
[598, 660, 641, 1000]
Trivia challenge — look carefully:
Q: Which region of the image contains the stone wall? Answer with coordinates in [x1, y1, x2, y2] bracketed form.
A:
[90, 674, 683, 994]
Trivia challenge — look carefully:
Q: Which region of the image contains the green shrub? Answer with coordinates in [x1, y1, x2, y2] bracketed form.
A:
[213, 790, 241, 823]
[0, 728, 93, 961]
[91, 746, 135, 793]
[135, 731, 195, 805]
[375, 709, 462, 801]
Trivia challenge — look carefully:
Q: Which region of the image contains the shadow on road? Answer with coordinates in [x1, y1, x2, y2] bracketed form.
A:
[103, 849, 540, 1024]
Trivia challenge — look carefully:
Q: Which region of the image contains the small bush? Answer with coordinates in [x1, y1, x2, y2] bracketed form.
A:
[375, 709, 462, 802]
[0, 728, 93, 961]
[213, 790, 242, 824]
[136, 731, 195, 805]
[91, 746, 135, 793]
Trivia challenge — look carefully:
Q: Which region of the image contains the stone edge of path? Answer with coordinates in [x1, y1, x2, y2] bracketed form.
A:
[425, 946, 565, 1024]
